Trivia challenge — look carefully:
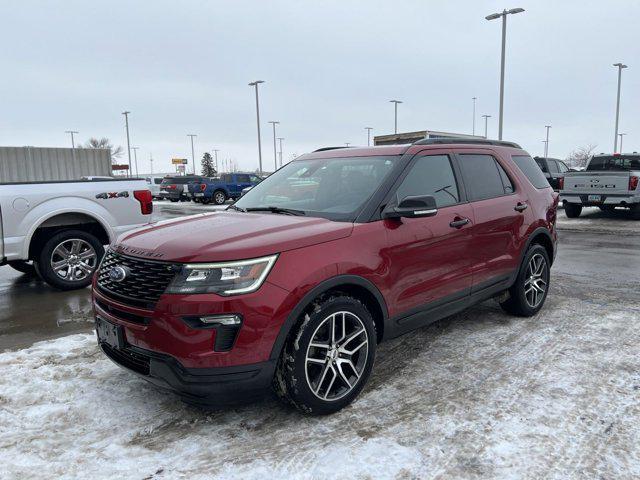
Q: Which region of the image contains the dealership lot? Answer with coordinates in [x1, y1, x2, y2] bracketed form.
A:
[1, 205, 639, 479]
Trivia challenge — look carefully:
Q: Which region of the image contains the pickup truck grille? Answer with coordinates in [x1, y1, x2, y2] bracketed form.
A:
[96, 250, 179, 308]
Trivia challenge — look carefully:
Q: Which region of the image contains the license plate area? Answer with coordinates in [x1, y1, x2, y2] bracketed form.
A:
[588, 195, 601, 202]
[195, 193, 204, 197]
[96, 316, 125, 350]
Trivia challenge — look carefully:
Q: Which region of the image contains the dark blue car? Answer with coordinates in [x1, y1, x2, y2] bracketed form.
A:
[187, 173, 262, 204]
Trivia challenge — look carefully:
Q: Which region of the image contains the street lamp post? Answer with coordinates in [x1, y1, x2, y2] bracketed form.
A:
[482, 115, 491, 138]
[365, 127, 373, 146]
[131, 146, 139, 177]
[249, 80, 265, 174]
[277, 138, 284, 167]
[613, 63, 628, 153]
[389, 100, 402, 134]
[213, 149, 220, 173]
[268, 121, 279, 171]
[472, 97, 477, 135]
[544, 125, 551, 158]
[65, 130, 78, 149]
[485, 8, 525, 140]
[122, 111, 132, 177]
[619, 133, 627, 153]
[187, 134, 197, 174]
[149, 154, 154, 174]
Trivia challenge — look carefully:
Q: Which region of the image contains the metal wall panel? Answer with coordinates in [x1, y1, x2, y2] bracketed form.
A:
[0, 147, 112, 183]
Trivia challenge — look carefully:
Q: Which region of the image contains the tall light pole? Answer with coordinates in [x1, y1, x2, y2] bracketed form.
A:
[544, 125, 551, 158]
[485, 8, 525, 140]
[613, 63, 628, 153]
[249, 80, 265, 174]
[365, 127, 373, 146]
[472, 97, 477, 135]
[277, 138, 284, 167]
[65, 130, 78, 149]
[213, 149, 220, 174]
[187, 134, 197, 174]
[482, 114, 491, 138]
[122, 111, 132, 177]
[619, 133, 627, 152]
[389, 100, 402, 134]
[268, 121, 279, 171]
[131, 146, 139, 177]
[149, 153, 154, 174]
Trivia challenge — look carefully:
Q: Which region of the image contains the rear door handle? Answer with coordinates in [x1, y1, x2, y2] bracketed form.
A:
[514, 202, 528, 212]
[449, 218, 470, 228]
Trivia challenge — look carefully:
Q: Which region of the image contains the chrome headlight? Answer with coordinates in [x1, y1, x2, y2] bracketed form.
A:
[165, 255, 278, 296]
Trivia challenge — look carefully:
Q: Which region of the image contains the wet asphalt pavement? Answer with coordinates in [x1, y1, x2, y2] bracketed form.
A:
[1, 203, 638, 352]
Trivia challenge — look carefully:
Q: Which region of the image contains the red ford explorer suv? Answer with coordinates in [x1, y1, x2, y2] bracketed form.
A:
[93, 139, 558, 415]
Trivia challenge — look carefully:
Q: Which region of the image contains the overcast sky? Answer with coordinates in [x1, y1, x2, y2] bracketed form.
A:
[2, 0, 639, 174]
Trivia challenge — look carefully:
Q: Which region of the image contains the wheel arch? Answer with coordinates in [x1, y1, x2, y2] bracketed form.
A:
[269, 275, 388, 361]
[526, 227, 555, 266]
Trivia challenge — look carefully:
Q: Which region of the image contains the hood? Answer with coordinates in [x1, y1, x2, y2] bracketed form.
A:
[114, 211, 353, 263]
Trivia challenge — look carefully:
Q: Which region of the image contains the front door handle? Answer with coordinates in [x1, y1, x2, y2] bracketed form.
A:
[514, 202, 528, 212]
[449, 218, 470, 229]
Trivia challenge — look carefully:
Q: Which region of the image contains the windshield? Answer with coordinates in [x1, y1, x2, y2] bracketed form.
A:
[233, 155, 398, 221]
[587, 155, 640, 171]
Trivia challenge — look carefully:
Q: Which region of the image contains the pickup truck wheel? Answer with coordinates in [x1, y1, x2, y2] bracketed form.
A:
[564, 203, 582, 218]
[8, 261, 36, 276]
[36, 230, 104, 290]
[213, 190, 227, 205]
[170, 198, 179, 203]
[273, 294, 376, 415]
[500, 244, 550, 317]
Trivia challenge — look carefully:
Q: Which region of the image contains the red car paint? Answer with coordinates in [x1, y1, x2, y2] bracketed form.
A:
[93, 143, 558, 403]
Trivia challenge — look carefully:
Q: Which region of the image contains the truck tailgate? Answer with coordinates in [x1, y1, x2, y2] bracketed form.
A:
[563, 171, 631, 195]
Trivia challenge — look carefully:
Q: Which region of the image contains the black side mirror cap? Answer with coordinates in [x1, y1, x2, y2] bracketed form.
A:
[383, 195, 438, 219]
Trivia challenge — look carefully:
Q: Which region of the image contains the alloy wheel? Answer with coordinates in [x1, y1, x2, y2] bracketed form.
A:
[50, 238, 98, 282]
[305, 311, 369, 401]
[524, 253, 548, 308]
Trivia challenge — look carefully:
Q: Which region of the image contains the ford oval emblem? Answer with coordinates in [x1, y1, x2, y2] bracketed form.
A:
[109, 266, 128, 283]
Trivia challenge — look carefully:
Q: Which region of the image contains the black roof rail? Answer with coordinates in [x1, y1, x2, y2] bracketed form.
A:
[413, 138, 522, 148]
[313, 146, 355, 152]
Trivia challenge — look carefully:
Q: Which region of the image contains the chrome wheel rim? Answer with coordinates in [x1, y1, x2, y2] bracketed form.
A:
[305, 311, 369, 402]
[524, 253, 548, 308]
[50, 239, 97, 282]
[215, 192, 225, 204]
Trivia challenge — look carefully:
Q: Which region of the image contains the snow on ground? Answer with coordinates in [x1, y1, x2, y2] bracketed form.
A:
[556, 207, 640, 235]
[2, 273, 640, 479]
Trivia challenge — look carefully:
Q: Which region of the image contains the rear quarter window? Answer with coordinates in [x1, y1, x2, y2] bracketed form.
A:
[512, 155, 551, 189]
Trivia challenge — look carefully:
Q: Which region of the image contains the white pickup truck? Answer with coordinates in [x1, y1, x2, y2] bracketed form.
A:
[0, 179, 152, 289]
[560, 153, 640, 218]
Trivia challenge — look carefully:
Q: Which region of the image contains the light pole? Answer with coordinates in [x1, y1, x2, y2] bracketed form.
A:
[213, 149, 220, 174]
[131, 146, 139, 177]
[277, 138, 284, 167]
[619, 133, 627, 152]
[65, 130, 78, 149]
[389, 100, 402, 134]
[268, 120, 279, 171]
[187, 134, 197, 174]
[122, 111, 132, 177]
[472, 97, 477, 135]
[485, 8, 525, 140]
[544, 125, 551, 158]
[345, 142, 351, 147]
[249, 80, 265, 174]
[149, 154, 154, 174]
[365, 127, 373, 146]
[482, 114, 491, 138]
[613, 63, 628, 153]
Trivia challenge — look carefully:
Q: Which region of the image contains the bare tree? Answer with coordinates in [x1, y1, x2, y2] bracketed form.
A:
[566, 144, 597, 169]
[83, 137, 124, 161]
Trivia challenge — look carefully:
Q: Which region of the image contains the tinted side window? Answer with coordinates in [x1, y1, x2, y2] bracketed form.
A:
[395, 155, 459, 208]
[154, 178, 163, 184]
[547, 160, 559, 173]
[535, 158, 548, 172]
[236, 174, 250, 182]
[496, 161, 515, 194]
[512, 155, 550, 189]
[458, 154, 509, 201]
[558, 161, 569, 173]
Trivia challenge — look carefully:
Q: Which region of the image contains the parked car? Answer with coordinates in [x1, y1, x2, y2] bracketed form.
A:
[534, 157, 572, 191]
[145, 175, 166, 199]
[560, 153, 640, 218]
[93, 139, 558, 414]
[1, 178, 152, 289]
[187, 173, 262, 204]
[159, 175, 204, 202]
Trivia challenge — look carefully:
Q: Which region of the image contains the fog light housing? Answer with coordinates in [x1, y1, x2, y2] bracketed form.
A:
[200, 314, 241, 326]
[181, 314, 243, 352]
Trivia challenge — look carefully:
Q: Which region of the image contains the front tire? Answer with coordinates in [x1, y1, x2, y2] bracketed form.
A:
[500, 244, 551, 317]
[274, 294, 376, 415]
[36, 230, 104, 290]
[564, 203, 582, 218]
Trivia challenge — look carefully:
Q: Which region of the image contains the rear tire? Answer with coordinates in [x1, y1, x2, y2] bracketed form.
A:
[213, 190, 227, 205]
[564, 203, 582, 218]
[500, 244, 551, 317]
[273, 294, 376, 415]
[8, 261, 36, 276]
[36, 230, 104, 290]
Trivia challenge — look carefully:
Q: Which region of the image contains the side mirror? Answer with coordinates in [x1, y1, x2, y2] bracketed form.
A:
[383, 195, 438, 219]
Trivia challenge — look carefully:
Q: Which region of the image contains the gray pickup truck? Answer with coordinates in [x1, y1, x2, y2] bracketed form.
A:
[560, 153, 640, 218]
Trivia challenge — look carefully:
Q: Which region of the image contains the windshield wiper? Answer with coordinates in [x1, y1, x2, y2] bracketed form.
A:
[227, 204, 246, 212]
[245, 206, 306, 216]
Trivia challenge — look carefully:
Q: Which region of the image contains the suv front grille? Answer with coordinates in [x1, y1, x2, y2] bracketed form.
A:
[97, 250, 179, 308]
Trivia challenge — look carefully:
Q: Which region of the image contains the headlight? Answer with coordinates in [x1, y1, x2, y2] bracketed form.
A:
[165, 255, 278, 296]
